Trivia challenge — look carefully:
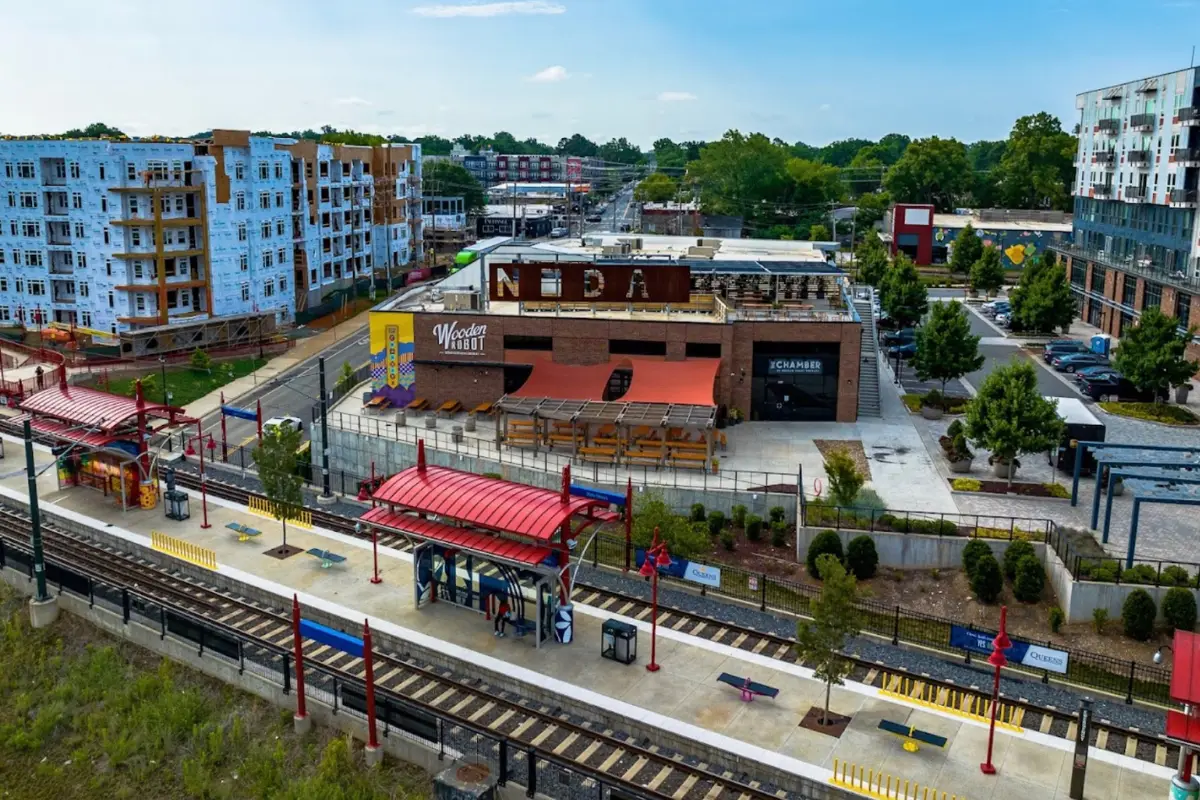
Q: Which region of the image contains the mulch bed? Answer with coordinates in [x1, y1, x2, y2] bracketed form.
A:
[798, 706, 851, 738]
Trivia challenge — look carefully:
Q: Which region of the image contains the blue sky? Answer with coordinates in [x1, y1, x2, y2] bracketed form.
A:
[5, 0, 1200, 146]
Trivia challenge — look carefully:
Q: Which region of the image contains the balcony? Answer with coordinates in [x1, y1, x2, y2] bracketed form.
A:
[1128, 149, 1152, 167]
[1098, 119, 1120, 134]
[1179, 107, 1199, 125]
[1125, 185, 1148, 201]
[1129, 113, 1155, 131]
[1170, 189, 1199, 208]
[1093, 183, 1113, 196]
[1174, 147, 1200, 166]
[1051, 242, 1200, 292]
[1094, 151, 1116, 165]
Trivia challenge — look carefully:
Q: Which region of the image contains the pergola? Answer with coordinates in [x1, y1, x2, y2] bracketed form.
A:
[1110, 473, 1200, 568]
[1070, 442, 1200, 532]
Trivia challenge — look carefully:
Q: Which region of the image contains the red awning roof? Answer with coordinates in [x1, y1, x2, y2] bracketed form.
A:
[510, 359, 620, 402]
[1171, 630, 1200, 703]
[370, 465, 604, 542]
[19, 385, 186, 433]
[17, 416, 122, 449]
[621, 359, 719, 406]
[360, 506, 553, 567]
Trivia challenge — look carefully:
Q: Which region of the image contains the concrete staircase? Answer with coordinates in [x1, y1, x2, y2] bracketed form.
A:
[854, 291, 881, 418]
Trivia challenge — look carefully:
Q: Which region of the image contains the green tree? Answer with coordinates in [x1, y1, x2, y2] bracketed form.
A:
[1013, 555, 1046, 602]
[598, 137, 644, 165]
[652, 138, 688, 170]
[824, 448, 865, 507]
[556, 133, 600, 157]
[786, 158, 845, 205]
[879, 253, 929, 327]
[965, 359, 1064, 486]
[993, 112, 1077, 211]
[189, 348, 212, 372]
[816, 138, 875, 167]
[336, 361, 357, 393]
[795, 554, 860, 726]
[415, 135, 454, 155]
[634, 172, 678, 203]
[912, 301, 985, 400]
[970, 553, 1004, 603]
[252, 420, 304, 550]
[1122, 589, 1157, 641]
[423, 161, 486, 214]
[688, 130, 791, 225]
[809, 223, 831, 242]
[631, 491, 709, 560]
[853, 191, 890, 231]
[949, 222, 983, 278]
[62, 122, 127, 139]
[855, 233, 889, 287]
[1009, 254, 1075, 334]
[883, 136, 974, 212]
[1112, 307, 1200, 398]
[1162, 587, 1198, 633]
[970, 245, 1006, 299]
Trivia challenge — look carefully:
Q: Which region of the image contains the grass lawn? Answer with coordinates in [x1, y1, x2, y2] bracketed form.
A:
[96, 357, 266, 408]
[1099, 401, 1199, 426]
[0, 584, 429, 800]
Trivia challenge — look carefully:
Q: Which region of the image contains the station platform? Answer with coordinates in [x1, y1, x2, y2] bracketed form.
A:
[0, 436, 1172, 800]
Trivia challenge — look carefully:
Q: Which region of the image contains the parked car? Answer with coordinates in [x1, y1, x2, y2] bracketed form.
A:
[886, 342, 917, 360]
[263, 415, 304, 434]
[995, 312, 1011, 328]
[1079, 375, 1168, 403]
[550, 226, 568, 238]
[585, 214, 602, 223]
[1051, 352, 1110, 373]
[980, 298, 1009, 315]
[1072, 365, 1120, 383]
[1042, 341, 1089, 361]
[882, 327, 916, 346]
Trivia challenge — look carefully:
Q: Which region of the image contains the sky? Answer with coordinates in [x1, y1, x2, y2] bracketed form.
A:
[3, 0, 1200, 148]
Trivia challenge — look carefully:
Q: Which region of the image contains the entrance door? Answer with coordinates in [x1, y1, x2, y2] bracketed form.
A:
[750, 344, 840, 422]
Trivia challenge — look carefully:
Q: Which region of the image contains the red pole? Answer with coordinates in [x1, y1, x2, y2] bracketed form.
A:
[647, 563, 660, 672]
[199, 432, 211, 529]
[370, 527, 382, 584]
[292, 595, 307, 721]
[981, 605, 1010, 775]
[363, 620, 379, 750]
[220, 391, 228, 463]
[624, 477, 633, 573]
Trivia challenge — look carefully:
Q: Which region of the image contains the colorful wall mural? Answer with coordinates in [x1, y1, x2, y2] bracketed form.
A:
[369, 311, 416, 408]
[934, 226, 1070, 270]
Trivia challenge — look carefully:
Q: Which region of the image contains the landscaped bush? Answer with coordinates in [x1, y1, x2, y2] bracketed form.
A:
[946, 419, 964, 440]
[970, 553, 1004, 603]
[706, 511, 725, 537]
[690, 503, 707, 523]
[1048, 606, 1065, 633]
[1003, 540, 1037, 581]
[1122, 590, 1157, 641]
[1162, 565, 1194, 587]
[1013, 555, 1045, 602]
[770, 522, 788, 548]
[731, 504, 747, 528]
[1079, 559, 1120, 583]
[745, 514, 763, 541]
[846, 535, 879, 580]
[898, 518, 958, 536]
[769, 506, 786, 525]
[1162, 587, 1198, 633]
[1093, 607, 1109, 634]
[962, 539, 992, 578]
[806, 530, 844, 579]
[923, 389, 945, 409]
[720, 532, 736, 552]
[951, 478, 982, 492]
[877, 513, 899, 529]
[1098, 402, 1199, 426]
[1120, 564, 1159, 585]
[1041, 483, 1070, 499]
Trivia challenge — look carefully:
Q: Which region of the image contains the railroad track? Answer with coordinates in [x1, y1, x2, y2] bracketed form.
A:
[0, 502, 798, 800]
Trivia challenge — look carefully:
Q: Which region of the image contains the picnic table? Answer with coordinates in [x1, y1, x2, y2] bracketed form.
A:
[226, 521, 262, 542]
[716, 672, 779, 702]
[305, 548, 347, 569]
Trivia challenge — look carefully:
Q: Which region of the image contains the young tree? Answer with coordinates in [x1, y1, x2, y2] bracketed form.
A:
[1009, 254, 1075, 334]
[189, 348, 212, 372]
[856, 238, 890, 288]
[809, 223, 831, 242]
[965, 359, 1064, 486]
[252, 421, 305, 552]
[1112, 307, 1200, 399]
[631, 491, 709, 560]
[912, 301, 985, 401]
[823, 448, 864, 507]
[969, 245, 1006, 299]
[880, 253, 929, 328]
[948, 222, 983, 278]
[795, 555, 861, 726]
[336, 360, 357, 394]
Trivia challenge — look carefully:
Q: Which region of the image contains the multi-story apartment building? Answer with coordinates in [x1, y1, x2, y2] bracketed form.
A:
[426, 144, 596, 188]
[1054, 67, 1200, 353]
[0, 131, 423, 335]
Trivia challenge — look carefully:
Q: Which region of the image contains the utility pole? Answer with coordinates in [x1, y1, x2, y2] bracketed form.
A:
[25, 418, 58, 627]
[317, 357, 332, 501]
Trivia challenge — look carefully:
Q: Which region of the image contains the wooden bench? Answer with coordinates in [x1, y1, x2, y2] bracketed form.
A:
[716, 672, 779, 703]
[305, 548, 347, 569]
[437, 399, 463, 417]
[623, 449, 663, 467]
[505, 432, 537, 448]
[578, 446, 616, 464]
[668, 452, 707, 469]
[634, 438, 666, 448]
[225, 521, 262, 542]
[668, 441, 708, 452]
[508, 419, 534, 428]
[471, 401, 494, 416]
[592, 436, 620, 447]
[406, 397, 429, 411]
[878, 720, 948, 753]
[595, 425, 616, 438]
[548, 433, 584, 445]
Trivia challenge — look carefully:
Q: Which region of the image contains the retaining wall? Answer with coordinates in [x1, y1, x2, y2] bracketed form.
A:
[793, 527, 1038, 571]
[1041, 546, 1200, 623]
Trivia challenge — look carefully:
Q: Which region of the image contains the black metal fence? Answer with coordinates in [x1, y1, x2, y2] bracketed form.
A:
[1046, 525, 1200, 587]
[801, 502, 1055, 542]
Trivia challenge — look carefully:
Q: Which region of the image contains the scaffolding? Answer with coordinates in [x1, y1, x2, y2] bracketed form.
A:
[119, 311, 279, 358]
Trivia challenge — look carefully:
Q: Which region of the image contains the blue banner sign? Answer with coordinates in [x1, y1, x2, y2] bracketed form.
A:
[683, 562, 722, 588]
[949, 624, 1069, 674]
[634, 549, 688, 580]
[569, 484, 627, 507]
[220, 405, 258, 421]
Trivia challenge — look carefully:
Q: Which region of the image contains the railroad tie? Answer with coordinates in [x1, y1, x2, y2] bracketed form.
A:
[1125, 735, 1139, 758]
[1040, 715, 1054, 734]
[339, 657, 363, 675]
[599, 597, 618, 610]
[713, 627, 729, 641]
[730, 632, 748, 648]
[751, 638, 770, 654]
[672, 774, 699, 799]
[701, 780, 726, 800]
[864, 668, 878, 686]
[597, 748, 625, 772]
[636, 607, 653, 621]
[376, 666, 405, 685]
[530, 723, 558, 747]
[1011, 707, 1025, 728]
[1095, 729, 1108, 750]
[621, 756, 649, 782]
[511, 717, 539, 740]
[775, 643, 791, 659]
[307, 645, 332, 662]
[1156, 743, 1168, 766]
[430, 687, 458, 707]
[467, 700, 496, 723]
[617, 602, 635, 616]
[490, 709, 516, 729]
[657, 613, 674, 627]
[553, 731, 579, 755]
[449, 696, 476, 716]
[671, 616, 690, 630]
[575, 739, 602, 764]
[1066, 721, 1078, 741]
[577, 592, 599, 605]
[393, 673, 423, 693]
[690, 622, 708, 637]
[409, 680, 440, 701]
[646, 765, 674, 791]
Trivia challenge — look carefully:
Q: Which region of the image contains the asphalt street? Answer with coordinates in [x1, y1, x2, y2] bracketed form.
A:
[584, 184, 635, 234]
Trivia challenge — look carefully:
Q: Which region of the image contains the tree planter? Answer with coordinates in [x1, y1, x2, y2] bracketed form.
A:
[1176, 385, 1192, 405]
[948, 458, 973, 474]
[992, 459, 1018, 480]
[921, 405, 945, 420]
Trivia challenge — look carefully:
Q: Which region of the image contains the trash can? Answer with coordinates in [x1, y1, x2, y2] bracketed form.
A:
[601, 619, 637, 664]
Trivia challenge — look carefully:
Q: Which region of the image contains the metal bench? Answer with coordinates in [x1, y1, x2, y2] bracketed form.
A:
[225, 521, 262, 542]
[878, 719, 948, 753]
[305, 548, 347, 569]
[716, 672, 779, 702]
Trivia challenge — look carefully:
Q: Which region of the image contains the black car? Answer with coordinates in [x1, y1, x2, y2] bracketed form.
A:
[886, 342, 917, 360]
[1042, 341, 1088, 361]
[585, 214, 602, 223]
[1078, 375, 1167, 402]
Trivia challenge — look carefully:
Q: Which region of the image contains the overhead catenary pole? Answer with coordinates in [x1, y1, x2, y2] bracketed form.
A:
[318, 356, 331, 498]
[24, 419, 50, 604]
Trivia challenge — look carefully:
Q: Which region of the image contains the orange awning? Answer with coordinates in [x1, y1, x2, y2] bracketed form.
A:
[621, 359, 719, 406]
[511, 359, 620, 401]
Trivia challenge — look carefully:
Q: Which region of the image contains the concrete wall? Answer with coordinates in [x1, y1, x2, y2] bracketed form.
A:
[793, 527, 1037, 571]
[1041, 545, 1200, 623]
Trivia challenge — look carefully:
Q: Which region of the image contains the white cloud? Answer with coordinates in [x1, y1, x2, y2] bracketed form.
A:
[658, 91, 697, 103]
[412, 1, 565, 17]
[529, 65, 569, 82]
[819, 103, 832, 111]
[334, 96, 371, 106]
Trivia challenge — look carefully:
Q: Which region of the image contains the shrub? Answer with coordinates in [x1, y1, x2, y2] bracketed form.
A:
[690, 503, 706, 523]
[962, 539, 992, 577]
[849, 488, 887, 514]
[720, 532, 736, 551]
[1162, 565, 1194, 587]
[1085, 561, 1119, 583]
[807, 531, 844, 578]
[1122, 590, 1157, 641]
[745, 514, 763, 541]
[946, 433, 974, 462]
[846, 536, 879, 580]
[731, 504, 748, 528]
[1120, 564, 1159, 585]
[946, 419, 964, 440]
[970, 553, 1004, 603]
[952, 478, 983, 492]
[824, 448, 865, 507]
[922, 389, 945, 409]
[1003, 540, 1037, 581]
[1162, 587, 1198, 633]
[1048, 606, 1065, 634]
[706, 511, 725, 537]
[1013, 555, 1045, 602]
[189, 348, 212, 371]
[1041, 483, 1070, 499]
[1092, 607, 1109, 634]
[770, 522, 788, 548]
[769, 506, 786, 525]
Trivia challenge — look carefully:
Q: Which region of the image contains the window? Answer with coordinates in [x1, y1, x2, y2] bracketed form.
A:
[278, 277, 287, 292]
[6, 192, 13, 207]
[235, 192, 245, 211]
[80, 311, 91, 327]
[237, 222, 247, 241]
[24, 251, 42, 267]
[61, 251, 73, 266]
[131, 229, 141, 247]
[274, 162, 284, 179]
[239, 253, 248, 271]
[72, 192, 82, 209]
[686, 342, 722, 358]
[503, 335, 553, 351]
[1178, 292, 1192, 329]
[135, 295, 147, 314]
[275, 218, 285, 236]
[0, 308, 7, 322]
[278, 247, 287, 264]
[19, 192, 38, 209]
[106, 259, 112, 276]
[127, 163, 138, 181]
[319, 161, 329, 178]
[1123, 273, 1138, 305]
[73, 222, 84, 238]
[78, 253, 87, 269]
[1143, 282, 1162, 310]
[7, 222, 14, 236]
[129, 197, 139, 215]
[0, 254, 4, 267]
[609, 339, 667, 356]
[175, 196, 184, 213]
[259, 192, 270, 210]
[21, 221, 40, 237]
[134, 261, 145, 279]
[16, 162, 35, 179]
[235, 163, 245, 180]
[27, 280, 45, 296]
[14, 279, 22, 293]
[0, 277, 6, 289]
[69, 162, 80, 179]
[261, 221, 271, 239]
[79, 283, 89, 298]
[240, 283, 250, 301]
[263, 251, 274, 268]
[99, 164, 106, 180]
[258, 162, 269, 180]
[263, 281, 275, 298]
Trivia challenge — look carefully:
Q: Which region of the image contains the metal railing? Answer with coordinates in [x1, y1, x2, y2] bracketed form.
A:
[800, 502, 1055, 541]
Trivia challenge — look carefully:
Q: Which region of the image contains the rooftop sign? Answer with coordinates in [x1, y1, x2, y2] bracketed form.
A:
[489, 262, 691, 304]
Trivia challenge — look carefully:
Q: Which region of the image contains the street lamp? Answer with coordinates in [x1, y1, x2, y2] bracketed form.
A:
[980, 605, 1011, 775]
[158, 355, 169, 406]
[638, 526, 672, 673]
[1154, 644, 1174, 664]
[184, 431, 216, 529]
[356, 521, 382, 585]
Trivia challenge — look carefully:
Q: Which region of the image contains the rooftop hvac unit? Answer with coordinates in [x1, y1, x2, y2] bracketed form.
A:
[686, 246, 715, 259]
[618, 237, 643, 250]
[698, 238, 722, 249]
[442, 290, 480, 311]
[583, 235, 605, 247]
[602, 243, 632, 255]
